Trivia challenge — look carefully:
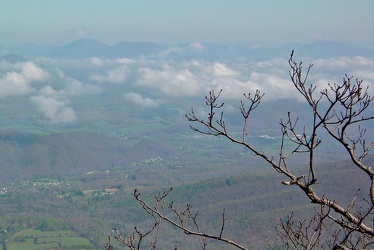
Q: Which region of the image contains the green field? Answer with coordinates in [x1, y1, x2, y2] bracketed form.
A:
[6, 229, 98, 250]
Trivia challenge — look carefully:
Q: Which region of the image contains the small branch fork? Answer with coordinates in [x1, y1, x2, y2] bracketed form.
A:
[269, 206, 330, 250]
[186, 50, 374, 247]
[105, 189, 164, 250]
[110, 188, 247, 250]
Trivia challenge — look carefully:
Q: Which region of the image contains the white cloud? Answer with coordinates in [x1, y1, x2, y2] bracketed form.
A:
[211, 62, 239, 77]
[135, 60, 262, 99]
[66, 79, 101, 96]
[0, 62, 48, 97]
[90, 65, 129, 83]
[136, 56, 373, 102]
[2, 54, 372, 125]
[52, 67, 101, 96]
[21, 62, 49, 80]
[0, 71, 33, 97]
[28, 67, 100, 123]
[125, 92, 161, 108]
[189, 42, 204, 51]
[157, 46, 184, 58]
[313, 56, 374, 70]
[30, 94, 76, 123]
[248, 72, 296, 100]
[87, 57, 104, 66]
[310, 56, 374, 96]
[137, 65, 201, 97]
[115, 58, 136, 64]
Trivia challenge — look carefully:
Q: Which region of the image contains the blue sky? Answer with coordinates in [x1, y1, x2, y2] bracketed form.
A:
[1, 1, 374, 47]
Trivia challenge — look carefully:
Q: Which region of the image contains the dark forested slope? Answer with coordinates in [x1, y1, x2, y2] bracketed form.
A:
[0, 131, 177, 181]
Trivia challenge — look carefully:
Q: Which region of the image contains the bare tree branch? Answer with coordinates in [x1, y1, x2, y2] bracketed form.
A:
[186, 50, 374, 248]
[114, 50, 374, 249]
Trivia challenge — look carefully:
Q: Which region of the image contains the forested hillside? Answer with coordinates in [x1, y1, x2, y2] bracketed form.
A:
[0, 131, 179, 182]
[0, 151, 370, 249]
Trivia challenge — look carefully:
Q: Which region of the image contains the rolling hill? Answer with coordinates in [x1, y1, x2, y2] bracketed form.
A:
[0, 131, 178, 182]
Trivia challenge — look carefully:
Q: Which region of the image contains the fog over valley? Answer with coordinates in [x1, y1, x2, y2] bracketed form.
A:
[1, 40, 373, 124]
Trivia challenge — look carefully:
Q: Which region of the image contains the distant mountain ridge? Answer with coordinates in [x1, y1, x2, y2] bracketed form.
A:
[1, 39, 373, 60]
[0, 53, 27, 63]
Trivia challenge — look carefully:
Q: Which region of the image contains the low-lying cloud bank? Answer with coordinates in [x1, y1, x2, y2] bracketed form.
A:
[0, 53, 373, 123]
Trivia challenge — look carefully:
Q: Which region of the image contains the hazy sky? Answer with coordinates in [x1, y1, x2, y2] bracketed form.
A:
[1, 1, 374, 47]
